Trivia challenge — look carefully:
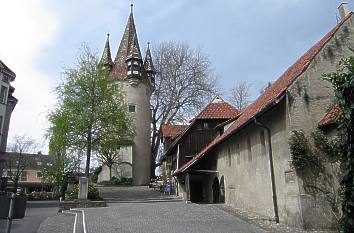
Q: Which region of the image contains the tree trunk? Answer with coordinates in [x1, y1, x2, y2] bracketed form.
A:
[109, 165, 112, 181]
[85, 130, 92, 177]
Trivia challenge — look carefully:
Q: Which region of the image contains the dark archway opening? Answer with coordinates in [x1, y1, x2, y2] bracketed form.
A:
[190, 181, 203, 203]
[212, 177, 220, 203]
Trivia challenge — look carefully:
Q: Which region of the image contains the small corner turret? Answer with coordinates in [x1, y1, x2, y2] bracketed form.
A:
[144, 42, 156, 90]
[100, 33, 114, 70]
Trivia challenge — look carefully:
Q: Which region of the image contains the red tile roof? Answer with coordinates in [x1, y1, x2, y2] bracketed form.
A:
[194, 102, 240, 119]
[319, 105, 340, 127]
[0, 59, 16, 79]
[164, 98, 239, 155]
[161, 124, 188, 138]
[173, 12, 353, 176]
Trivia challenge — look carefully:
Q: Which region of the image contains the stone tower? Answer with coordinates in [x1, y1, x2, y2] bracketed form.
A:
[100, 5, 155, 185]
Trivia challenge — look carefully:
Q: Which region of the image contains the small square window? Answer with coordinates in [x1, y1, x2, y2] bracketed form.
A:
[37, 161, 42, 166]
[37, 172, 42, 178]
[128, 105, 136, 113]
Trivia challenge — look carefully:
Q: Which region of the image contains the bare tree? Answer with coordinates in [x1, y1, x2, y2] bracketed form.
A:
[98, 143, 122, 181]
[150, 41, 219, 177]
[5, 134, 37, 192]
[228, 81, 251, 111]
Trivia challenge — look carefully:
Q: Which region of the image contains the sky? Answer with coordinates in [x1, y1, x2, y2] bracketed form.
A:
[0, 0, 353, 152]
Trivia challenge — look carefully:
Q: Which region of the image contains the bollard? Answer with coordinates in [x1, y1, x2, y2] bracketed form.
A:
[5, 193, 15, 233]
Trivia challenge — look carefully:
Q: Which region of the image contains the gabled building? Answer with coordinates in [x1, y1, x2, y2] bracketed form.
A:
[0, 59, 18, 176]
[97, 5, 155, 185]
[2, 152, 54, 193]
[161, 96, 240, 200]
[172, 4, 354, 229]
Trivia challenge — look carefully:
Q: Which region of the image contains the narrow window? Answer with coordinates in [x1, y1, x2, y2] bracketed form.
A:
[236, 144, 240, 165]
[247, 138, 252, 162]
[260, 130, 266, 156]
[0, 86, 7, 103]
[128, 104, 136, 113]
[227, 147, 231, 167]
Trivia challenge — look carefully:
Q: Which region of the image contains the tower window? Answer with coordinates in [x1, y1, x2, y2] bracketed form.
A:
[128, 104, 136, 113]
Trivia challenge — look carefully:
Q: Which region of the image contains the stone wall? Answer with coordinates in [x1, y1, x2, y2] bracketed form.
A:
[58, 200, 107, 212]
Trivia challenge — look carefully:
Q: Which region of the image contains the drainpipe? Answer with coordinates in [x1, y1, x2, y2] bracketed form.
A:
[254, 117, 280, 224]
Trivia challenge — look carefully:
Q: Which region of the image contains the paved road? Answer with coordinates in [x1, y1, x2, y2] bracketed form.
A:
[0, 200, 59, 233]
[36, 186, 267, 233]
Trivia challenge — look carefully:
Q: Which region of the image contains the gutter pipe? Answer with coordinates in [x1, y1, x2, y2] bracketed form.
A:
[254, 117, 280, 224]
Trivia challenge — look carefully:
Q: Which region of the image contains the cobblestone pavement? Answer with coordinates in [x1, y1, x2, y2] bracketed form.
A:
[37, 186, 338, 233]
[219, 205, 338, 233]
[85, 201, 266, 233]
[37, 186, 268, 233]
[0, 200, 59, 233]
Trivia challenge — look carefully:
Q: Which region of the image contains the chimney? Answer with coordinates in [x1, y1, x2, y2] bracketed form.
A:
[338, 2, 351, 19]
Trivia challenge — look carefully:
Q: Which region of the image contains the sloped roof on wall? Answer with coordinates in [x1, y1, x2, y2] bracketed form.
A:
[161, 125, 188, 138]
[173, 12, 354, 176]
[319, 105, 340, 127]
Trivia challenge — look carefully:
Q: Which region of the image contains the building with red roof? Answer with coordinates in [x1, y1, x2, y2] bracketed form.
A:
[160, 96, 239, 196]
[169, 4, 353, 230]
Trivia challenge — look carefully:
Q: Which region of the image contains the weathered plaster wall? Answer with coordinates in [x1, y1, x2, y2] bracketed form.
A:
[119, 80, 151, 185]
[216, 100, 303, 226]
[286, 15, 354, 229]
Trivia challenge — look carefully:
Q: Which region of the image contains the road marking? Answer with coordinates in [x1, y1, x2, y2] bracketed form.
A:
[62, 210, 78, 233]
[81, 210, 87, 233]
[73, 212, 78, 233]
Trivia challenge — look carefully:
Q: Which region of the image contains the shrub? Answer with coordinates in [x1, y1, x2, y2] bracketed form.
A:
[66, 184, 100, 200]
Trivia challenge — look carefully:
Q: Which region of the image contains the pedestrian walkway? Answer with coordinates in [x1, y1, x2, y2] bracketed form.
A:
[37, 186, 266, 233]
[97, 186, 183, 204]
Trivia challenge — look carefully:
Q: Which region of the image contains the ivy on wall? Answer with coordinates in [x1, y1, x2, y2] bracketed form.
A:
[323, 57, 354, 233]
[289, 130, 341, 225]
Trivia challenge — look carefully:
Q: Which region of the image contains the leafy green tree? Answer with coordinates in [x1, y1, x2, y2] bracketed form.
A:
[48, 45, 134, 177]
[323, 57, 354, 232]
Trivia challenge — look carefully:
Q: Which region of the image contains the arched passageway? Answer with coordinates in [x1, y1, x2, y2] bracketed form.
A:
[212, 177, 220, 203]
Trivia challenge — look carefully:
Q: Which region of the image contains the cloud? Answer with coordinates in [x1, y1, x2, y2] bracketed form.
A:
[0, 0, 58, 152]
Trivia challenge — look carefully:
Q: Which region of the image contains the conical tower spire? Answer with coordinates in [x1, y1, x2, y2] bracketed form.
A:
[144, 42, 155, 73]
[110, 4, 142, 80]
[100, 33, 113, 68]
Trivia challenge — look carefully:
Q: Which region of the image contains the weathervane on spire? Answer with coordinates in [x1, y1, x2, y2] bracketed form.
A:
[130, 4, 134, 14]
